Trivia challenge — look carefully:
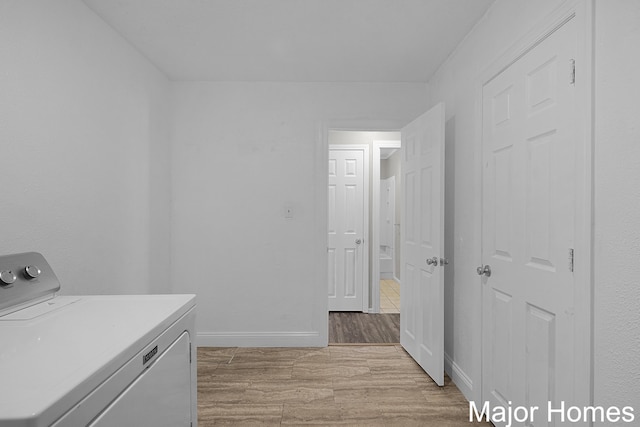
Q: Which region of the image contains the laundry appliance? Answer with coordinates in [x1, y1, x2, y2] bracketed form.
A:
[0, 252, 197, 427]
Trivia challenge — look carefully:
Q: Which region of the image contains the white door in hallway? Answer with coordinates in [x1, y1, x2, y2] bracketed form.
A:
[328, 146, 368, 312]
[401, 103, 445, 386]
[481, 18, 579, 426]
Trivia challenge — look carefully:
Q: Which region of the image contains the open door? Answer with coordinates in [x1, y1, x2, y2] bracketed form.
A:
[400, 103, 445, 386]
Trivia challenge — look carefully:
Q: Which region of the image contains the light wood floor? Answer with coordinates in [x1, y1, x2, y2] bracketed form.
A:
[198, 346, 490, 426]
[380, 279, 400, 314]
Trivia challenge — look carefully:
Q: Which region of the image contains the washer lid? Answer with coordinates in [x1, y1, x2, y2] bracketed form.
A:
[0, 294, 195, 427]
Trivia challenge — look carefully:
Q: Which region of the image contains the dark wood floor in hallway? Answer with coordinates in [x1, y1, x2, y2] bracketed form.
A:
[197, 346, 490, 426]
[329, 312, 400, 344]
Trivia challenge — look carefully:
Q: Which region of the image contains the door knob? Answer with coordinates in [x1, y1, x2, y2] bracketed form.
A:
[355, 239, 362, 245]
[426, 256, 438, 266]
[476, 265, 491, 277]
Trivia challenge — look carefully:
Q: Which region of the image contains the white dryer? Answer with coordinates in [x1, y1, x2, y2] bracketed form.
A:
[0, 252, 197, 427]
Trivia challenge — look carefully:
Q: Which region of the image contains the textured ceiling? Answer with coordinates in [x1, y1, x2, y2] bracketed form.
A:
[83, 0, 494, 82]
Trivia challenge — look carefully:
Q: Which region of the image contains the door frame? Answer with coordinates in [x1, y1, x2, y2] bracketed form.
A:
[328, 144, 370, 313]
[317, 121, 405, 332]
[371, 140, 402, 313]
[475, 0, 593, 408]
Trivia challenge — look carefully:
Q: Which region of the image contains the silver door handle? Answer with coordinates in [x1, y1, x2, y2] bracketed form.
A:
[426, 256, 438, 266]
[476, 265, 491, 277]
[355, 239, 362, 245]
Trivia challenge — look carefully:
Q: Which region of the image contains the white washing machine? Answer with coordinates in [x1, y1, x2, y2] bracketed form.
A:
[0, 252, 197, 427]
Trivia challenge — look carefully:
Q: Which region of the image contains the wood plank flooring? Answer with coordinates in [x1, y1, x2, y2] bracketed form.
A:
[329, 312, 400, 344]
[198, 346, 490, 426]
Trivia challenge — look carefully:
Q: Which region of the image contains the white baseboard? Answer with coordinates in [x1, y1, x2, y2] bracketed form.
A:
[197, 331, 323, 347]
[444, 352, 474, 401]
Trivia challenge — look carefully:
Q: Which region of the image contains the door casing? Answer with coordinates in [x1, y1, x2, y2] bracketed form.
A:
[319, 122, 411, 344]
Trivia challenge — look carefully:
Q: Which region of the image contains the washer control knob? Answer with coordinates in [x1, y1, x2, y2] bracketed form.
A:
[24, 265, 41, 280]
[0, 270, 17, 285]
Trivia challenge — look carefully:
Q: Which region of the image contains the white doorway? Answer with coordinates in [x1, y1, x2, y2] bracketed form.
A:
[324, 111, 447, 388]
[480, 11, 591, 423]
[327, 131, 401, 314]
[372, 140, 401, 313]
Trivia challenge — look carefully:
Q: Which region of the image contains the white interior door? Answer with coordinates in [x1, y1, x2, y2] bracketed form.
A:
[481, 18, 578, 425]
[328, 146, 368, 312]
[400, 103, 445, 386]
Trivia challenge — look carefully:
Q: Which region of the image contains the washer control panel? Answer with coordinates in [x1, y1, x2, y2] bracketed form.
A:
[0, 270, 17, 285]
[0, 252, 60, 314]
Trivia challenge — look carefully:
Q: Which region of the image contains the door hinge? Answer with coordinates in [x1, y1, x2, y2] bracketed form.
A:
[189, 345, 192, 364]
[568, 248, 574, 272]
[569, 59, 576, 84]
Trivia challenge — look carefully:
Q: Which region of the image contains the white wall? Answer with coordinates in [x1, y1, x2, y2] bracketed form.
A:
[428, 0, 640, 412]
[171, 82, 428, 346]
[593, 0, 640, 416]
[426, 0, 583, 401]
[0, 0, 171, 294]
